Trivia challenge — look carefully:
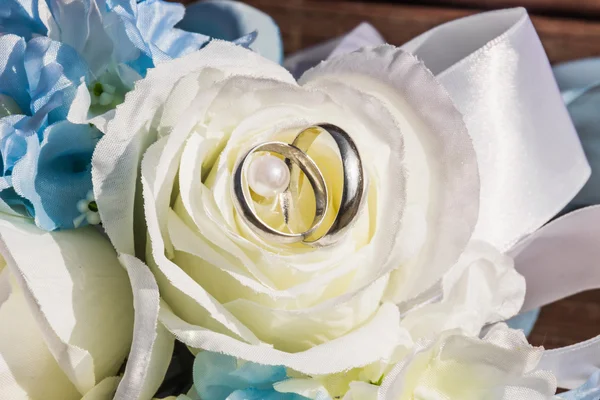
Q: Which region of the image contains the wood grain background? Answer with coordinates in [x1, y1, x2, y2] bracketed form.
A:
[239, 0, 600, 64]
[176, 0, 600, 352]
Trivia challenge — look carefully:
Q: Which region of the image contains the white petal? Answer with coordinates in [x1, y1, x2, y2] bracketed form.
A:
[159, 302, 404, 375]
[223, 276, 389, 352]
[301, 46, 480, 301]
[141, 136, 260, 344]
[67, 80, 92, 124]
[93, 41, 296, 256]
[113, 255, 174, 400]
[378, 325, 556, 400]
[0, 216, 134, 394]
[0, 270, 80, 400]
[81, 377, 121, 400]
[400, 241, 525, 339]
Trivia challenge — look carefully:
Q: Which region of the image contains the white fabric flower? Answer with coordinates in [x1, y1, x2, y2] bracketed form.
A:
[371, 324, 557, 400]
[92, 40, 524, 375]
[0, 215, 134, 399]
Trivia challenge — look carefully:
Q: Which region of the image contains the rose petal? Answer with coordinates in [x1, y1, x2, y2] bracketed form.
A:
[159, 302, 404, 375]
[301, 45, 480, 301]
[113, 255, 174, 400]
[93, 40, 295, 256]
[0, 269, 80, 399]
[0, 216, 133, 394]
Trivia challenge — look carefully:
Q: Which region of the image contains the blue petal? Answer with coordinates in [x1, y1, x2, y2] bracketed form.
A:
[13, 121, 100, 230]
[24, 37, 90, 123]
[136, 0, 210, 60]
[178, 0, 283, 63]
[227, 388, 303, 400]
[193, 352, 292, 400]
[560, 370, 600, 400]
[46, 0, 114, 75]
[506, 308, 540, 337]
[102, 5, 144, 64]
[553, 59, 600, 211]
[106, 0, 137, 15]
[0, 34, 31, 114]
[0, 0, 48, 39]
[232, 361, 287, 388]
[103, 4, 154, 75]
[0, 184, 34, 217]
[227, 388, 312, 400]
[193, 352, 243, 400]
[0, 91, 59, 174]
[0, 115, 31, 173]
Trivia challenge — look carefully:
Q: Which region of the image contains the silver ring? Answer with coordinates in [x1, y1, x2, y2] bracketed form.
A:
[233, 141, 329, 244]
[232, 124, 365, 246]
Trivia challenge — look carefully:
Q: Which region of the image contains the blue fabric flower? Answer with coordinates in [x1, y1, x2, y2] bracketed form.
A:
[191, 352, 311, 400]
[0, 0, 282, 230]
[553, 58, 600, 212]
[560, 370, 600, 400]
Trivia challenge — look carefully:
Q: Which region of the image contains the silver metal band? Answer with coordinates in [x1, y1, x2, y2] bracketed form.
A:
[232, 124, 365, 246]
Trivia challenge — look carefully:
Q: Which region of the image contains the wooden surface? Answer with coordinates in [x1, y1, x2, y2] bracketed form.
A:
[177, 0, 600, 352]
[328, 0, 600, 18]
[240, 0, 600, 64]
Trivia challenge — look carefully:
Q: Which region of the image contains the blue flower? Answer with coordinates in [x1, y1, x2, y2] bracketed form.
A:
[560, 370, 600, 400]
[190, 352, 312, 400]
[0, 0, 282, 230]
[0, 33, 99, 230]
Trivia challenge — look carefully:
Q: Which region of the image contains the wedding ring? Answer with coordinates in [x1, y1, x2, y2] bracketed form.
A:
[232, 124, 365, 246]
[233, 141, 329, 244]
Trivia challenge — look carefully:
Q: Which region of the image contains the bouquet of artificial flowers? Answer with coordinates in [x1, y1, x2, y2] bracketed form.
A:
[1, 1, 600, 400]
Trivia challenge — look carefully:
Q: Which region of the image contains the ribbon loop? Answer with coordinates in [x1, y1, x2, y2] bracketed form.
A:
[402, 8, 591, 252]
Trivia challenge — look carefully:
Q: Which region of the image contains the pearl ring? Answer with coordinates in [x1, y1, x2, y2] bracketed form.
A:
[232, 124, 366, 246]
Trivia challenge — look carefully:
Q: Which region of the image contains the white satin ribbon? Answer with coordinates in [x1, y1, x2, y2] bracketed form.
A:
[285, 7, 599, 394]
[509, 206, 600, 390]
[402, 8, 590, 252]
[403, 11, 600, 392]
[288, 8, 590, 251]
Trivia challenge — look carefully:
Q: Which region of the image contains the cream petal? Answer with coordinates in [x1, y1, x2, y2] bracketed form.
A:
[0, 216, 133, 394]
[176, 130, 273, 287]
[93, 40, 296, 256]
[378, 325, 556, 400]
[0, 261, 9, 307]
[168, 208, 273, 294]
[81, 377, 121, 400]
[141, 144, 260, 344]
[274, 378, 331, 399]
[301, 45, 480, 301]
[160, 302, 404, 375]
[113, 255, 174, 400]
[399, 241, 525, 339]
[346, 382, 379, 400]
[0, 271, 80, 400]
[149, 75, 231, 258]
[223, 276, 389, 352]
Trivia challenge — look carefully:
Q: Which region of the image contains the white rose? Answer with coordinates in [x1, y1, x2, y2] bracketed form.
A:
[370, 324, 557, 400]
[0, 215, 134, 399]
[274, 242, 526, 399]
[92, 40, 522, 374]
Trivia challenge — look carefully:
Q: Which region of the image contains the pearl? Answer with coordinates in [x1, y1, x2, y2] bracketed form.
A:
[247, 154, 290, 197]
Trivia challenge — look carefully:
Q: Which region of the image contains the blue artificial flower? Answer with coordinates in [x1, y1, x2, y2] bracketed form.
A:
[560, 370, 600, 400]
[0, 0, 282, 230]
[189, 352, 313, 400]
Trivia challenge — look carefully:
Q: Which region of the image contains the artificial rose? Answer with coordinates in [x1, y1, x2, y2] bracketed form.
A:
[92, 40, 524, 375]
[0, 214, 133, 399]
[370, 324, 557, 400]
